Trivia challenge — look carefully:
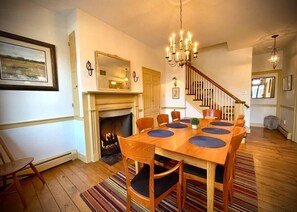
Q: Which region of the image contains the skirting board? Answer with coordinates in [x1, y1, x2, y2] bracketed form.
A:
[278, 125, 292, 140]
[18, 150, 78, 175]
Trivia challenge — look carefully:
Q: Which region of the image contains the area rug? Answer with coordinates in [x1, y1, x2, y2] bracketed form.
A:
[81, 152, 258, 211]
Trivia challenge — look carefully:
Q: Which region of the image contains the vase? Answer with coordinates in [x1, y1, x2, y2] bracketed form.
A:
[192, 124, 198, 129]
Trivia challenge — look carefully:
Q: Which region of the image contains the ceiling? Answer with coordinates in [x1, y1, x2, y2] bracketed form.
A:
[31, 0, 297, 55]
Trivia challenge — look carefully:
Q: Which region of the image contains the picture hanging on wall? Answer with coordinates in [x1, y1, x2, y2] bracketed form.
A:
[0, 31, 58, 91]
[283, 75, 292, 91]
[172, 87, 180, 99]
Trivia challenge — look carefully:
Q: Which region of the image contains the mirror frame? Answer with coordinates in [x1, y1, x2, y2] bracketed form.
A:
[251, 76, 275, 99]
[95, 51, 131, 90]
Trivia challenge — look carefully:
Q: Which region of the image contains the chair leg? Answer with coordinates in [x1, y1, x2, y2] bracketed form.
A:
[126, 192, 131, 212]
[176, 183, 182, 212]
[29, 163, 45, 184]
[228, 183, 234, 203]
[222, 189, 229, 212]
[182, 178, 187, 208]
[13, 173, 27, 208]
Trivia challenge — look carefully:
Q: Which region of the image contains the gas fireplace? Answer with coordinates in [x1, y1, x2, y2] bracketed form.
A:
[99, 112, 132, 157]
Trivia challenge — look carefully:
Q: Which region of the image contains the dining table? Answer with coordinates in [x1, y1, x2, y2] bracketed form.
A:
[127, 118, 235, 212]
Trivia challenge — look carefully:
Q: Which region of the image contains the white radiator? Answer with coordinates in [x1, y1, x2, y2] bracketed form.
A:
[278, 125, 292, 140]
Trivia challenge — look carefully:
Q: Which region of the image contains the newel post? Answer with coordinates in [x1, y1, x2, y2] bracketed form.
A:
[234, 101, 245, 121]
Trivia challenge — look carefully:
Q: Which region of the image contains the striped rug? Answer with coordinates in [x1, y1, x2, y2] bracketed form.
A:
[80, 152, 258, 211]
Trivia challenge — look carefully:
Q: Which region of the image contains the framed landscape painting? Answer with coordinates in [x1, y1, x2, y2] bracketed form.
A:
[0, 31, 58, 91]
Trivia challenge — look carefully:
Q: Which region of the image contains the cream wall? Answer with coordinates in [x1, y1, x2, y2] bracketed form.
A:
[190, 43, 253, 126]
[0, 0, 76, 160]
[252, 51, 283, 71]
[282, 37, 297, 140]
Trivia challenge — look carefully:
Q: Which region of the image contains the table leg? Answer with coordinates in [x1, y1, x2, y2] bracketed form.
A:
[207, 161, 216, 212]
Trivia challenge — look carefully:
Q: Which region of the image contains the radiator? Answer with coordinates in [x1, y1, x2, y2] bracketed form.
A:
[278, 125, 292, 140]
[18, 150, 78, 175]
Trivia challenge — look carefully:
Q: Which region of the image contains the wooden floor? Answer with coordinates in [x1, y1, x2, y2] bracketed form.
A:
[1, 127, 297, 211]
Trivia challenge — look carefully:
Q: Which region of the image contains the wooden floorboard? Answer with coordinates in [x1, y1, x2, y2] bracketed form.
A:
[1, 127, 297, 211]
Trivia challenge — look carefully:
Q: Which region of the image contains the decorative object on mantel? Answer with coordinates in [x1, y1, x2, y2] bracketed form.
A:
[165, 0, 198, 67]
[86, 60, 94, 76]
[172, 76, 177, 87]
[190, 117, 199, 129]
[132, 71, 139, 82]
[268, 34, 280, 69]
[0, 30, 58, 91]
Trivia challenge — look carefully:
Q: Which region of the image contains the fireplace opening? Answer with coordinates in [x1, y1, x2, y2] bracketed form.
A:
[99, 112, 132, 157]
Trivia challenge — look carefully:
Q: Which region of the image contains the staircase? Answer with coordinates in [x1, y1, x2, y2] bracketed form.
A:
[186, 64, 249, 121]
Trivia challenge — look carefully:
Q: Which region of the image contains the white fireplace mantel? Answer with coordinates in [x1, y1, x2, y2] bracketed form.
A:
[83, 90, 141, 163]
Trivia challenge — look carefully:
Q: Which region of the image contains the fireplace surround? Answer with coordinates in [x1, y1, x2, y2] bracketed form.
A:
[83, 91, 140, 163]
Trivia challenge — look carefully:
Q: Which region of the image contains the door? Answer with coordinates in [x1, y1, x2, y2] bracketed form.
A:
[142, 67, 161, 126]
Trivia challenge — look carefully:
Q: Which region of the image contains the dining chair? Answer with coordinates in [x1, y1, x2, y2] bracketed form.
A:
[182, 127, 246, 211]
[171, 111, 181, 122]
[136, 117, 170, 166]
[0, 136, 45, 208]
[237, 114, 245, 120]
[202, 109, 222, 119]
[235, 119, 245, 127]
[157, 114, 169, 126]
[136, 117, 154, 133]
[118, 136, 183, 211]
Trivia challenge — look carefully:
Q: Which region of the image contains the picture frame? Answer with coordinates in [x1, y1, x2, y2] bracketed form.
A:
[172, 87, 180, 99]
[283, 75, 292, 91]
[0, 31, 58, 91]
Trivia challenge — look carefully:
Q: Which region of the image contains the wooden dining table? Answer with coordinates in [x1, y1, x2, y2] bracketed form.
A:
[127, 118, 235, 212]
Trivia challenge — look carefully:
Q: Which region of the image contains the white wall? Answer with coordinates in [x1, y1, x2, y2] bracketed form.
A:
[190, 43, 253, 126]
[0, 0, 76, 160]
[74, 9, 164, 93]
[282, 37, 297, 139]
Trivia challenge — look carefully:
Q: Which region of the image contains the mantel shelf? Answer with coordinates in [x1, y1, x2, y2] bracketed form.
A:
[83, 90, 142, 95]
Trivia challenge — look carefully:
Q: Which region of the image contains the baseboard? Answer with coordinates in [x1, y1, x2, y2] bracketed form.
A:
[278, 125, 292, 140]
[18, 150, 78, 175]
[250, 123, 264, 127]
[78, 152, 87, 163]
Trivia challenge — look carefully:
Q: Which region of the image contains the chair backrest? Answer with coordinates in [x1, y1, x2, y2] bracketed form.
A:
[235, 119, 245, 127]
[118, 136, 155, 198]
[157, 114, 169, 126]
[136, 117, 154, 132]
[171, 111, 181, 122]
[223, 127, 246, 185]
[0, 136, 14, 164]
[202, 109, 222, 119]
[237, 114, 245, 120]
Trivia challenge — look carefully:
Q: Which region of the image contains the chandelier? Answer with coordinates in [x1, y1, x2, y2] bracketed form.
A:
[268, 34, 280, 69]
[165, 0, 198, 67]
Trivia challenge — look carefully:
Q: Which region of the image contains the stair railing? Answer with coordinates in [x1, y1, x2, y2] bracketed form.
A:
[186, 64, 249, 121]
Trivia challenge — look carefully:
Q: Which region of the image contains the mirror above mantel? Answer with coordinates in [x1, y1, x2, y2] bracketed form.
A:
[95, 51, 131, 90]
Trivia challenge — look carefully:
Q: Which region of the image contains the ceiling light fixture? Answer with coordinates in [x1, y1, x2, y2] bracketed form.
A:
[165, 0, 198, 67]
[269, 34, 280, 69]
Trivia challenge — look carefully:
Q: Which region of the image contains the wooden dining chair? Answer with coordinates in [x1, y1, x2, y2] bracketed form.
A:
[237, 114, 245, 120]
[136, 117, 154, 133]
[171, 111, 181, 122]
[157, 114, 169, 126]
[182, 127, 246, 211]
[136, 117, 170, 166]
[0, 136, 45, 208]
[118, 136, 183, 211]
[202, 109, 222, 119]
[235, 119, 245, 127]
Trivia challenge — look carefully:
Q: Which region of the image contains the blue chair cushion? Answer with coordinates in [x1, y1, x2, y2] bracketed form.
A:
[154, 154, 170, 163]
[184, 164, 225, 184]
[131, 164, 179, 198]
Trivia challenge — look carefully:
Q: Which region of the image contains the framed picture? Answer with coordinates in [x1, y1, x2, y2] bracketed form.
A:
[0, 31, 58, 91]
[283, 75, 292, 91]
[172, 87, 180, 99]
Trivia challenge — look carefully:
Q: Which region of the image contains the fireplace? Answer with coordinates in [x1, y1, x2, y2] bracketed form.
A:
[83, 91, 140, 163]
[99, 112, 132, 157]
